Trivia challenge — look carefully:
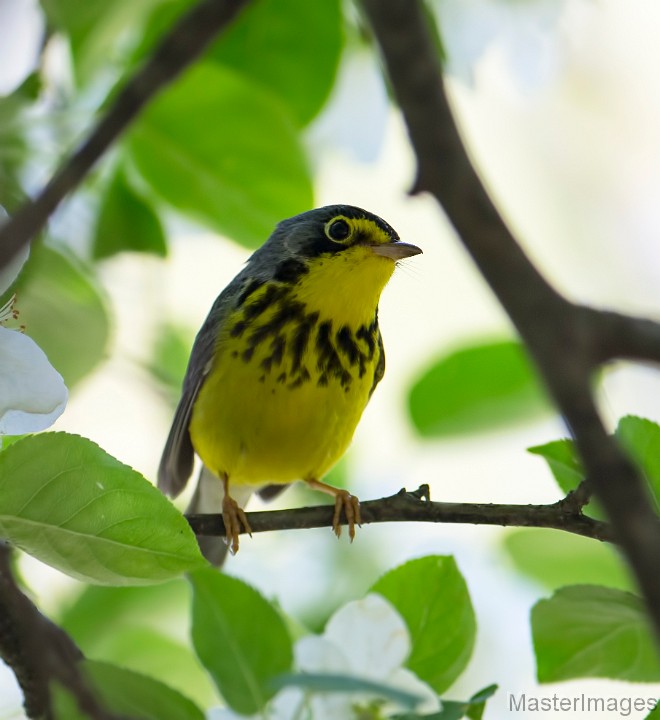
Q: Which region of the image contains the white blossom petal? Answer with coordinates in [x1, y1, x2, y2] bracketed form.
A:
[323, 594, 410, 680]
[268, 689, 306, 720]
[0, 0, 45, 95]
[295, 635, 349, 674]
[0, 327, 67, 434]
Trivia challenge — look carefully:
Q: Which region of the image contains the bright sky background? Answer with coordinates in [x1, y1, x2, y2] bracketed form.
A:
[3, 0, 660, 718]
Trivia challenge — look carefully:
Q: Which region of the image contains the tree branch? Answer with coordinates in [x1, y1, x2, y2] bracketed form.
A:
[0, 0, 250, 270]
[186, 485, 614, 543]
[0, 544, 130, 720]
[361, 0, 660, 633]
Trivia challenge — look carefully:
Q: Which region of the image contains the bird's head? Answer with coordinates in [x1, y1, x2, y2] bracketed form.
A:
[251, 205, 422, 322]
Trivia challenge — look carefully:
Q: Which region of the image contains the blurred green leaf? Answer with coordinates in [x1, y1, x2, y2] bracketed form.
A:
[527, 439, 584, 493]
[0, 93, 30, 207]
[59, 582, 217, 707]
[371, 556, 475, 694]
[0, 433, 205, 584]
[208, 0, 343, 125]
[504, 528, 631, 591]
[408, 340, 550, 437]
[616, 416, 660, 510]
[273, 672, 422, 709]
[465, 684, 498, 720]
[42, 0, 159, 85]
[60, 581, 189, 642]
[51, 683, 91, 720]
[136, 0, 342, 126]
[149, 322, 194, 405]
[127, 62, 313, 248]
[190, 568, 293, 714]
[392, 684, 497, 720]
[532, 585, 660, 682]
[527, 439, 604, 519]
[14, 243, 110, 387]
[82, 660, 204, 720]
[93, 166, 167, 259]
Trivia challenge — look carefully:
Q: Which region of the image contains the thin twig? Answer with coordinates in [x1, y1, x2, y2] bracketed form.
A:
[0, 0, 250, 269]
[186, 485, 614, 543]
[361, 0, 660, 634]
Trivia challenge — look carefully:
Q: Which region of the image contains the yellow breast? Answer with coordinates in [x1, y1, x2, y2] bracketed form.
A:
[189, 246, 395, 487]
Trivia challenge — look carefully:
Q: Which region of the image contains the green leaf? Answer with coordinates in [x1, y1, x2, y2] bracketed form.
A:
[136, 0, 342, 126]
[527, 439, 585, 493]
[392, 684, 497, 720]
[371, 556, 475, 693]
[59, 582, 217, 707]
[60, 581, 189, 643]
[616, 416, 660, 510]
[273, 672, 422, 710]
[41, 0, 159, 85]
[14, 243, 110, 387]
[646, 701, 660, 718]
[408, 340, 550, 437]
[127, 62, 313, 248]
[465, 684, 498, 720]
[532, 585, 660, 682]
[190, 568, 293, 714]
[0, 93, 31, 208]
[51, 683, 91, 720]
[528, 438, 604, 519]
[0, 434, 24, 451]
[504, 528, 632, 591]
[0, 433, 205, 584]
[208, 0, 343, 125]
[93, 166, 167, 259]
[83, 659, 205, 720]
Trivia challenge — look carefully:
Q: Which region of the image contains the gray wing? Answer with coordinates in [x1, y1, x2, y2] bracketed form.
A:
[157, 274, 248, 497]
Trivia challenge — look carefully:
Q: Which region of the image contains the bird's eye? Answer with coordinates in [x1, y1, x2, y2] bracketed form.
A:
[326, 218, 351, 242]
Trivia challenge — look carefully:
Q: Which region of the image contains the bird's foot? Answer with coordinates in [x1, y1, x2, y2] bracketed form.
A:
[306, 479, 361, 541]
[222, 494, 252, 555]
[332, 490, 361, 541]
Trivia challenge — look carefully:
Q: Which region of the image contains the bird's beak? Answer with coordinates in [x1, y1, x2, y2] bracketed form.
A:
[370, 241, 423, 260]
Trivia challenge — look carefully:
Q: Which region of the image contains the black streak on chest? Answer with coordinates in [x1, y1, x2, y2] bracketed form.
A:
[232, 279, 380, 393]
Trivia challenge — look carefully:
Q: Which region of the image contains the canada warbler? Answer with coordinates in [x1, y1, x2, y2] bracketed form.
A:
[158, 205, 421, 557]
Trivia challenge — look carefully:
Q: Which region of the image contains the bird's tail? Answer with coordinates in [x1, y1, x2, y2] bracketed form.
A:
[187, 465, 253, 566]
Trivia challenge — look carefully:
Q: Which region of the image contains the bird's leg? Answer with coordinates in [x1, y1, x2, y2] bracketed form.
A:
[305, 478, 361, 540]
[221, 474, 252, 554]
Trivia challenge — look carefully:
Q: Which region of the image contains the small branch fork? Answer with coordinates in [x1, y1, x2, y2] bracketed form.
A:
[360, 0, 660, 635]
[186, 484, 614, 543]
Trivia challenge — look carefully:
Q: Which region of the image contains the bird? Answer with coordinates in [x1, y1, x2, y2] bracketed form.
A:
[158, 204, 422, 560]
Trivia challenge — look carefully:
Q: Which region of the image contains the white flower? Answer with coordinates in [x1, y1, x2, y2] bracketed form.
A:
[0, 210, 67, 435]
[207, 594, 439, 720]
[296, 594, 440, 719]
[0, 0, 45, 96]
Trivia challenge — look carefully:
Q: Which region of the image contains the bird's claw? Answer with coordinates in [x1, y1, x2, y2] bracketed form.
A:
[332, 490, 361, 541]
[222, 496, 252, 555]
